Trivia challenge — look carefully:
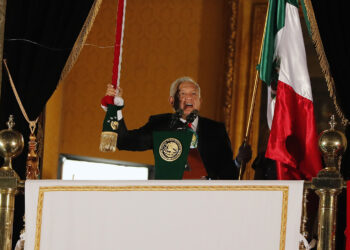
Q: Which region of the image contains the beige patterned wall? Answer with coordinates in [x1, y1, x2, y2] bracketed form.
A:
[223, 0, 267, 179]
[43, 0, 229, 178]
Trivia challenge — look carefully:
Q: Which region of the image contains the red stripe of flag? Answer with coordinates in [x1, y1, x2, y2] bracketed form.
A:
[266, 81, 322, 180]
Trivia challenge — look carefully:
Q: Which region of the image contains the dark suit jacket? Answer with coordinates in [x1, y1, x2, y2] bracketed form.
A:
[252, 151, 277, 180]
[116, 113, 237, 179]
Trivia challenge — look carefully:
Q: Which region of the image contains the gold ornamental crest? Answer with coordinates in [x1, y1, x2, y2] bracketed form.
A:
[159, 138, 182, 162]
[110, 121, 119, 130]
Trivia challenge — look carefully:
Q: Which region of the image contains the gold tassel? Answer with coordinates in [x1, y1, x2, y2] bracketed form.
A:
[99, 131, 118, 152]
[26, 133, 39, 179]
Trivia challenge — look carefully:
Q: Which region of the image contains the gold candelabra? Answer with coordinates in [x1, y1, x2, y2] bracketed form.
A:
[312, 115, 347, 250]
[0, 115, 24, 250]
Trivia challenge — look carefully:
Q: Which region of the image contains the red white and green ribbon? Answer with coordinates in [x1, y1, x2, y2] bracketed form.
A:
[259, 0, 322, 180]
[101, 0, 127, 108]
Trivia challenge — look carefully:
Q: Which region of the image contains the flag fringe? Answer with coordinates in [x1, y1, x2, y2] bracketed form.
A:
[303, 0, 349, 127]
[99, 131, 118, 152]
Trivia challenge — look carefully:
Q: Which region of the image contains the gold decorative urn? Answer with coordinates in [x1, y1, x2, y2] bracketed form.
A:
[312, 115, 347, 250]
[318, 115, 347, 172]
[0, 115, 24, 250]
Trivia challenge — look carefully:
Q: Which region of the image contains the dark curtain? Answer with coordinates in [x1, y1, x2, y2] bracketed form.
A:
[311, 1, 350, 249]
[0, 0, 94, 246]
[311, 1, 350, 178]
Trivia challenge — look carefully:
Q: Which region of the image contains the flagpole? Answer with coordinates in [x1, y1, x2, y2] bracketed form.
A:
[238, 1, 269, 180]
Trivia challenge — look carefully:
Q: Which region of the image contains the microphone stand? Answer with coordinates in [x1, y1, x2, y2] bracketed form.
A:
[170, 109, 183, 129]
[185, 110, 199, 127]
[172, 110, 199, 130]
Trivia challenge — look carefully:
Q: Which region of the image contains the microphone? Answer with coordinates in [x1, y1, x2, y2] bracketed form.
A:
[170, 109, 183, 128]
[186, 110, 199, 124]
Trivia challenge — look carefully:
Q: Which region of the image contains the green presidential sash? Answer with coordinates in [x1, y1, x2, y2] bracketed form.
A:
[153, 130, 193, 179]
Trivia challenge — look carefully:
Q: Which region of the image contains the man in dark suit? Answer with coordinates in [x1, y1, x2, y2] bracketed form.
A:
[103, 77, 251, 179]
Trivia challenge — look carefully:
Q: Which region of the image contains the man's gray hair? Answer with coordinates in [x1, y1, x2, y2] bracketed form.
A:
[169, 76, 201, 98]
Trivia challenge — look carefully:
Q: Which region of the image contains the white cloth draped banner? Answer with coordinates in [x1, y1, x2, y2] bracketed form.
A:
[24, 180, 304, 250]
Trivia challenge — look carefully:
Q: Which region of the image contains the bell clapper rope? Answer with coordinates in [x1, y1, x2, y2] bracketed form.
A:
[99, 0, 126, 152]
[3, 59, 40, 180]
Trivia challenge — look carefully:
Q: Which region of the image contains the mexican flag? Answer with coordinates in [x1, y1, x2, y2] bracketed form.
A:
[259, 0, 322, 180]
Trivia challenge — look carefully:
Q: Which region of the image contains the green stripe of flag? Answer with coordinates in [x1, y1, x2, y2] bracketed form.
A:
[300, 0, 312, 37]
[258, 0, 299, 85]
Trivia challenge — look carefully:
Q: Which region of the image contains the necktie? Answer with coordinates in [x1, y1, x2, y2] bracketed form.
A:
[182, 123, 207, 179]
[187, 123, 198, 148]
